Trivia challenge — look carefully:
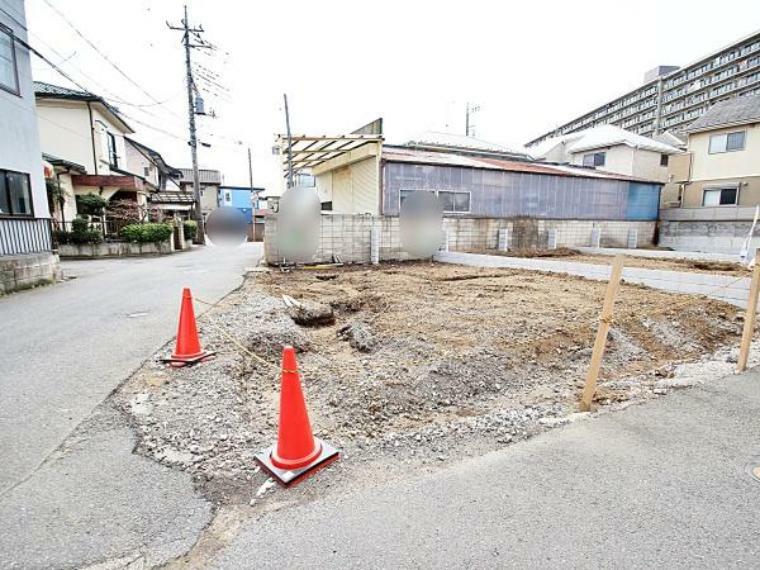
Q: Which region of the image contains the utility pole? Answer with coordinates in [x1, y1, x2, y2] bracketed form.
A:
[247, 146, 254, 189]
[169, 5, 209, 244]
[283, 93, 295, 190]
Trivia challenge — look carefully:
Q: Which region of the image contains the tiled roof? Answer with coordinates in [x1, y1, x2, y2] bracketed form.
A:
[34, 81, 96, 99]
[34, 81, 133, 133]
[382, 146, 656, 183]
[686, 93, 760, 132]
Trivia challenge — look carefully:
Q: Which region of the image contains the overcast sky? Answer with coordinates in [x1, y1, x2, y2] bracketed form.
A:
[21, 0, 760, 194]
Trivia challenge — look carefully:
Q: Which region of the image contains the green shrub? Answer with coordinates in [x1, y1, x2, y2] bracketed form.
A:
[76, 193, 107, 216]
[71, 218, 89, 233]
[56, 217, 103, 245]
[52, 230, 70, 245]
[119, 223, 173, 244]
[183, 220, 197, 241]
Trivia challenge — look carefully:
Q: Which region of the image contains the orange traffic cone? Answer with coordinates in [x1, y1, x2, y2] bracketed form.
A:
[164, 287, 214, 367]
[255, 346, 339, 486]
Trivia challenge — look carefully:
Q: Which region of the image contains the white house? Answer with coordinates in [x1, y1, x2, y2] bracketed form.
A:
[529, 125, 680, 182]
[0, 0, 59, 293]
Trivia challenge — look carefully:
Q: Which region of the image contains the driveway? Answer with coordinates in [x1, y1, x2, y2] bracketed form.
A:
[0, 243, 261, 568]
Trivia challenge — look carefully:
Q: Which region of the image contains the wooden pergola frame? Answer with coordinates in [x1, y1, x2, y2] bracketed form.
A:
[276, 134, 383, 177]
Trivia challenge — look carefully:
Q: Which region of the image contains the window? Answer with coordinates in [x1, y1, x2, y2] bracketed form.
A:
[0, 170, 33, 216]
[660, 154, 669, 167]
[0, 24, 19, 94]
[702, 186, 738, 206]
[399, 189, 470, 213]
[582, 152, 606, 167]
[107, 132, 119, 167]
[709, 130, 746, 153]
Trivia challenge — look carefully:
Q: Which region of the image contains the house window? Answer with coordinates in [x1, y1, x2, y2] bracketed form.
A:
[660, 154, 669, 167]
[702, 186, 738, 206]
[0, 24, 18, 94]
[0, 169, 33, 216]
[708, 131, 746, 153]
[107, 132, 119, 167]
[399, 189, 470, 214]
[582, 152, 606, 167]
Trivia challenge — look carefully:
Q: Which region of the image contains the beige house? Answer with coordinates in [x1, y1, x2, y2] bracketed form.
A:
[659, 93, 760, 253]
[35, 82, 151, 222]
[529, 125, 680, 182]
[178, 168, 221, 217]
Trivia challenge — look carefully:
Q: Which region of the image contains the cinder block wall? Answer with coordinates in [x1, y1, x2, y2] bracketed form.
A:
[0, 252, 61, 295]
[659, 220, 760, 254]
[264, 214, 657, 265]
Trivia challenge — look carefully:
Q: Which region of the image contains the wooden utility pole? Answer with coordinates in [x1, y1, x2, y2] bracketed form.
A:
[168, 5, 210, 243]
[736, 250, 760, 373]
[579, 256, 625, 412]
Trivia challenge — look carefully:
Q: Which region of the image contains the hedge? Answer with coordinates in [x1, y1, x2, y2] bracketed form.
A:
[119, 223, 173, 244]
[183, 220, 197, 241]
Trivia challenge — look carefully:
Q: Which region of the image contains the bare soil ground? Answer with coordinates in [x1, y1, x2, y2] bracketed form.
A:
[469, 248, 749, 275]
[114, 262, 743, 516]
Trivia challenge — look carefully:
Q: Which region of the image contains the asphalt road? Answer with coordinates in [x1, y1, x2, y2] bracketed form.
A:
[0, 243, 260, 568]
[217, 368, 760, 569]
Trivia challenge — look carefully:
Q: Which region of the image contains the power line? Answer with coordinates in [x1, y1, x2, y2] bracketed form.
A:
[40, 0, 182, 119]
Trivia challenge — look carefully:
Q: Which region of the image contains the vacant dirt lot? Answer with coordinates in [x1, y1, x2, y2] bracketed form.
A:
[115, 262, 743, 509]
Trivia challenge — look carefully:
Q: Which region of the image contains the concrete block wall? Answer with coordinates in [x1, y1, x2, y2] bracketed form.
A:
[659, 220, 760, 255]
[0, 252, 61, 295]
[264, 214, 657, 266]
[57, 240, 174, 258]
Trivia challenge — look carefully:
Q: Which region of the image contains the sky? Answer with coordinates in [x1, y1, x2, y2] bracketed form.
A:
[17, 0, 760, 194]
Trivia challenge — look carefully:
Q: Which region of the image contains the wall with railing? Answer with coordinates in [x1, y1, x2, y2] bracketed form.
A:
[0, 218, 53, 257]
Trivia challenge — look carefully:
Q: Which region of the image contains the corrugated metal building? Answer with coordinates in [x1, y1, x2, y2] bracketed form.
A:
[276, 132, 663, 254]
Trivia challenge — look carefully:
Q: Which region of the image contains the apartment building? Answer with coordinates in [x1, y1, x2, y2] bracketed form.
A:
[528, 30, 760, 146]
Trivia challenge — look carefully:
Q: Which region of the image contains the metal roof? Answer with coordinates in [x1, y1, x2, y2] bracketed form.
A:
[406, 131, 531, 160]
[178, 168, 222, 184]
[276, 134, 383, 177]
[382, 146, 657, 183]
[148, 192, 196, 204]
[685, 93, 760, 133]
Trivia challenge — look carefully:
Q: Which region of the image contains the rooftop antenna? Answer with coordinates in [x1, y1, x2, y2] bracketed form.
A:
[283, 93, 295, 189]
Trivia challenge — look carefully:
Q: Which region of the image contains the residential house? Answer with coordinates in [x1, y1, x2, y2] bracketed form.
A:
[219, 185, 265, 240]
[267, 125, 664, 264]
[0, 1, 59, 293]
[178, 168, 221, 217]
[659, 93, 760, 253]
[34, 82, 152, 223]
[529, 125, 681, 182]
[124, 138, 193, 219]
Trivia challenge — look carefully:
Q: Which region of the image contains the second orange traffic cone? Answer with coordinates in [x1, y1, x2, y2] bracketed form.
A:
[164, 287, 214, 367]
[255, 346, 339, 486]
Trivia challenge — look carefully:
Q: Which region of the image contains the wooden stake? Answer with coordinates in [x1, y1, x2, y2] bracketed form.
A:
[579, 255, 624, 412]
[736, 250, 760, 373]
